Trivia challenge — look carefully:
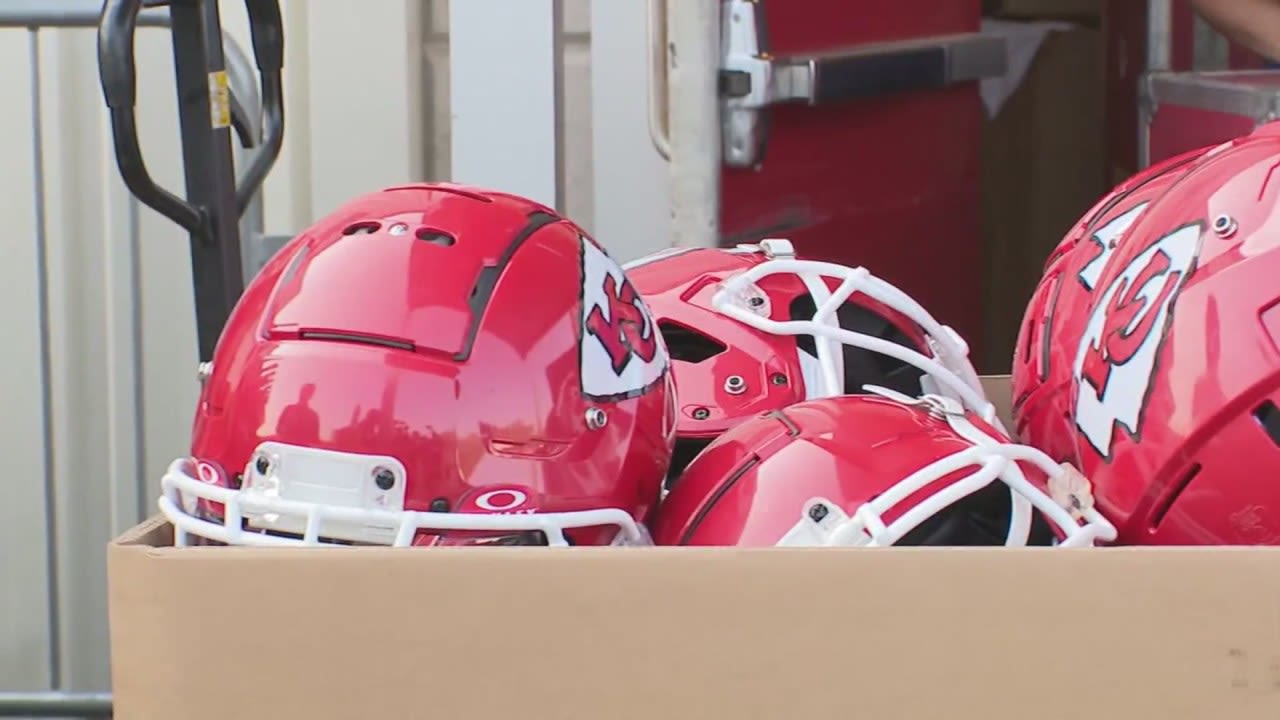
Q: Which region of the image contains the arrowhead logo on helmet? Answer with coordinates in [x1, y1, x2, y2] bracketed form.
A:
[1073, 221, 1203, 458]
[578, 237, 670, 401]
[1077, 202, 1149, 291]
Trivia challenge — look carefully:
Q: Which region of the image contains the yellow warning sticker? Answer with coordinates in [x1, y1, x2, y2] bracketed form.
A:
[208, 71, 231, 129]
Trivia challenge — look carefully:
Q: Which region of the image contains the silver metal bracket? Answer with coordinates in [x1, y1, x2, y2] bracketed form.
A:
[1139, 69, 1280, 168]
[719, 0, 1008, 168]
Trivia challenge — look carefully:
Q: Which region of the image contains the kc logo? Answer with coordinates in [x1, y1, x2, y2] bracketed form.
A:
[1078, 249, 1182, 395]
[1077, 202, 1149, 291]
[578, 237, 669, 401]
[1073, 222, 1201, 458]
[585, 273, 658, 374]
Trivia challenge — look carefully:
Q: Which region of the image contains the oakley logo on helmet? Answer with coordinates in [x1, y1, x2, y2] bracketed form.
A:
[579, 237, 669, 400]
[1073, 222, 1201, 458]
[460, 488, 537, 515]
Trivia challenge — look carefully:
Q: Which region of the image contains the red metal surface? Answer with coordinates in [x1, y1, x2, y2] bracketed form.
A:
[1149, 104, 1254, 164]
[720, 0, 985, 350]
[1147, 73, 1280, 165]
[1106, 0, 1267, 176]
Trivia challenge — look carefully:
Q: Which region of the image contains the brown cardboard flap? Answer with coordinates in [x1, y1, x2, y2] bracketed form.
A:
[982, 374, 1014, 429]
[111, 515, 172, 547]
[108, 534, 1280, 720]
[107, 378, 1280, 719]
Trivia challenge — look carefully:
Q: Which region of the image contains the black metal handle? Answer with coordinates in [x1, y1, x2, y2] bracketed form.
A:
[236, 0, 285, 214]
[807, 33, 1007, 104]
[245, 0, 283, 72]
[98, 0, 208, 239]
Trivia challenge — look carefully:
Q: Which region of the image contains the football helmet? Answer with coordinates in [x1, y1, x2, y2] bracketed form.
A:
[625, 239, 990, 477]
[159, 182, 677, 547]
[649, 388, 1117, 547]
[1063, 123, 1280, 545]
[1011, 144, 1214, 462]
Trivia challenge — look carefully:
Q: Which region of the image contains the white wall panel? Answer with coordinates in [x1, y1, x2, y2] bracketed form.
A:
[0, 0, 432, 693]
[0, 28, 53, 694]
[305, 1, 425, 217]
[449, 0, 560, 209]
[589, 0, 672, 262]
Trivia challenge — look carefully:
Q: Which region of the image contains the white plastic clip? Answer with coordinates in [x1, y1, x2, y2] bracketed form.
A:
[776, 497, 858, 547]
[1049, 463, 1096, 520]
[863, 386, 965, 419]
[732, 237, 796, 259]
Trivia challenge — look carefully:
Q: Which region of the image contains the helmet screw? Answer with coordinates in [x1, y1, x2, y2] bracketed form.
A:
[196, 361, 213, 384]
[585, 407, 608, 430]
[253, 454, 270, 476]
[748, 296, 765, 308]
[769, 373, 788, 386]
[388, 222, 409, 236]
[691, 407, 711, 420]
[808, 503, 830, 522]
[724, 375, 747, 395]
[373, 467, 396, 491]
[1212, 214, 1238, 237]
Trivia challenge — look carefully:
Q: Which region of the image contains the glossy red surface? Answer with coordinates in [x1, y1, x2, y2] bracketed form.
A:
[650, 394, 1036, 547]
[190, 183, 676, 546]
[1063, 127, 1280, 544]
[627, 249, 810, 438]
[627, 246, 928, 441]
[1011, 146, 1210, 462]
[720, 0, 985, 347]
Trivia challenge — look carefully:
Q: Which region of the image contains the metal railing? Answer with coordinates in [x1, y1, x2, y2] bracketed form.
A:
[0, 2, 275, 717]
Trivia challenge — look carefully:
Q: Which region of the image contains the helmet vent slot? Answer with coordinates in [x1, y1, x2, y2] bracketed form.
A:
[342, 221, 381, 235]
[297, 330, 415, 351]
[658, 321, 726, 363]
[1254, 400, 1280, 447]
[416, 228, 456, 247]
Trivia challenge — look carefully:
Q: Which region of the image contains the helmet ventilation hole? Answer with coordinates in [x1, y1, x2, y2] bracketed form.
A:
[1253, 400, 1280, 447]
[342, 221, 381, 235]
[416, 228, 457, 247]
[657, 321, 726, 363]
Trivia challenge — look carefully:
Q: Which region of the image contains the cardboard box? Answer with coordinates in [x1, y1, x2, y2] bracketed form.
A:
[983, 0, 1101, 22]
[107, 376, 1280, 719]
[980, 26, 1106, 372]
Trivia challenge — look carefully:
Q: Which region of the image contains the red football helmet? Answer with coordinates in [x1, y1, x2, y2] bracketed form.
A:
[1011, 144, 1215, 463]
[649, 388, 1117, 547]
[1061, 122, 1280, 545]
[159, 183, 676, 547]
[626, 239, 991, 477]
